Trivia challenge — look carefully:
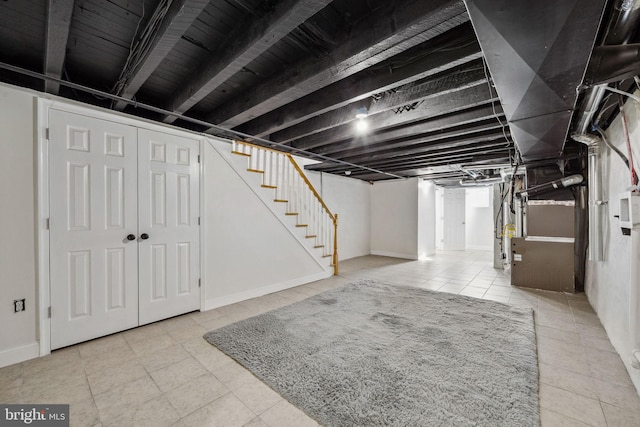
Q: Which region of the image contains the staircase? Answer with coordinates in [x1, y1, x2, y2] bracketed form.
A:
[231, 140, 339, 275]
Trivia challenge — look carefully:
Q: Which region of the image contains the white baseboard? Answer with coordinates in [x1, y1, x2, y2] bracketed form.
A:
[203, 270, 332, 311]
[0, 342, 39, 368]
[465, 245, 492, 251]
[370, 250, 418, 260]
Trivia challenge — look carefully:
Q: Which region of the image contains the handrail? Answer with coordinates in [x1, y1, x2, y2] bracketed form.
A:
[233, 140, 339, 275]
[286, 154, 335, 220]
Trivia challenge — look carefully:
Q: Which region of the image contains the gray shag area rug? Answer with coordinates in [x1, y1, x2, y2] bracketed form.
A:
[204, 280, 539, 427]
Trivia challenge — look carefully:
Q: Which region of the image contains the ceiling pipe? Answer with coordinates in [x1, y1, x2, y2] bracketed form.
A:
[0, 61, 404, 180]
[575, 0, 640, 135]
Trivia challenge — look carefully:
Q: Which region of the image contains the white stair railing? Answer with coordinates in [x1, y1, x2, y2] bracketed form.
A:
[231, 140, 338, 274]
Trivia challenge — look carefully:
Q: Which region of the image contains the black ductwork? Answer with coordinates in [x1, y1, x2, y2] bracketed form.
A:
[584, 44, 640, 86]
[464, 0, 607, 161]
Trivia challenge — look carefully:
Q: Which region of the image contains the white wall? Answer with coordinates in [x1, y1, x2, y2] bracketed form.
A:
[436, 186, 444, 250]
[370, 179, 419, 259]
[203, 140, 329, 309]
[306, 170, 371, 260]
[465, 187, 494, 250]
[418, 180, 437, 258]
[0, 85, 39, 366]
[586, 95, 640, 392]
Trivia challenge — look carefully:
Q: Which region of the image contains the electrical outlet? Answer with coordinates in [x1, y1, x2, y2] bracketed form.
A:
[14, 299, 25, 313]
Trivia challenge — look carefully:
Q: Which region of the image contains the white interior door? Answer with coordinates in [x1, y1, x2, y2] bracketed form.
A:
[49, 110, 139, 349]
[443, 188, 466, 250]
[137, 129, 200, 325]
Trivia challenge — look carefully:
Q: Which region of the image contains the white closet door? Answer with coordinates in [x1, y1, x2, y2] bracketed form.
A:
[49, 110, 139, 349]
[443, 188, 466, 250]
[137, 129, 200, 325]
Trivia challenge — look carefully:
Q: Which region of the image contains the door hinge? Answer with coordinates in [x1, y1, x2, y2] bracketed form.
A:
[45, 128, 50, 140]
[197, 217, 200, 225]
[197, 155, 200, 163]
[45, 218, 50, 229]
[47, 306, 51, 318]
[198, 278, 201, 288]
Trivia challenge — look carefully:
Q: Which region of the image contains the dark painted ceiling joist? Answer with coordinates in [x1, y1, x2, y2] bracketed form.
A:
[44, 0, 74, 94]
[270, 60, 487, 144]
[236, 26, 482, 137]
[163, 0, 333, 124]
[113, 0, 209, 111]
[307, 133, 509, 173]
[290, 84, 498, 151]
[326, 119, 507, 162]
[314, 104, 504, 156]
[204, 0, 469, 129]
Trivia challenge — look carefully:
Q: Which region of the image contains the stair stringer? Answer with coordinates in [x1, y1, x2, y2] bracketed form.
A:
[206, 138, 332, 272]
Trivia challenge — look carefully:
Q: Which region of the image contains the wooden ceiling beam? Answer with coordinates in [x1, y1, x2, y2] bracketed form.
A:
[113, 0, 210, 111]
[44, 0, 74, 94]
[203, 0, 469, 129]
[163, 0, 333, 123]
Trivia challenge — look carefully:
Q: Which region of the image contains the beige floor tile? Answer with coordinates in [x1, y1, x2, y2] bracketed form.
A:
[536, 325, 581, 345]
[538, 363, 597, 399]
[591, 378, 640, 412]
[138, 344, 191, 372]
[166, 323, 209, 344]
[82, 344, 137, 375]
[208, 359, 249, 384]
[165, 374, 229, 417]
[22, 358, 85, 389]
[70, 397, 100, 427]
[103, 395, 180, 427]
[579, 334, 616, 353]
[540, 409, 592, 426]
[123, 322, 167, 344]
[149, 356, 208, 392]
[86, 359, 148, 395]
[259, 399, 318, 427]
[77, 334, 129, 359]
[183, 393, 255, 427]
[539, 383, 607, 426]
[22, 348, 82, 378]
[243, 417, 270, 427]
[227, 371, 283, 415]
[22, 374, 92, 405]
[601, 402, 640, 427]
[94, 376, 161, 422]
[128, 332, 178, 356]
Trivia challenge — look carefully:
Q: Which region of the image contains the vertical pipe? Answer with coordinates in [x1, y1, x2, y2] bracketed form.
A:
[333, 214, 339, 275]
[588, 144, 604, 261]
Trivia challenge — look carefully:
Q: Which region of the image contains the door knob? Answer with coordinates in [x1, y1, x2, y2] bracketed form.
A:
[140, 233, 149, 240]
[126, 234, 136, 241]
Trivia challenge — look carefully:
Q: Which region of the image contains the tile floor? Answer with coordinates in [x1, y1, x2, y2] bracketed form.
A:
[1, 251, 640, 426]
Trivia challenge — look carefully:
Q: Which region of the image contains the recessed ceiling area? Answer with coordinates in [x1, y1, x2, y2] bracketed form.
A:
[0, 0, 634, 185]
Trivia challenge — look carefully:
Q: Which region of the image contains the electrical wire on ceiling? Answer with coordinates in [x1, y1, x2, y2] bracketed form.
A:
[481, 57, 513, 147]
[0, 61, 404, 180]
[111, 0, 173, 105]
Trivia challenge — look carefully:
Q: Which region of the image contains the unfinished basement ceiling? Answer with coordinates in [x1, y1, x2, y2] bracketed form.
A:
[0, 0, 616, 184]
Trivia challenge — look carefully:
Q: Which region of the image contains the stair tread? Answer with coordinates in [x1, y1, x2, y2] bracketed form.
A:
[296, 224, 308, 227]
[305, 235, 317, 238]
[231, 151, 251, 157]
[285, 212, 298, 215]
[247, 168, 264, 173]
[274, 199, 288, 203]
[261, 185, 277, 189]
[314, 245, 324, 248]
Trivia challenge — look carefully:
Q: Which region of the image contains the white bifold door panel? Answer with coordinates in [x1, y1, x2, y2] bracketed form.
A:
[443, 188, 466, 251]
[138, 129, 200, 325]
[49, 110, 200, 349]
